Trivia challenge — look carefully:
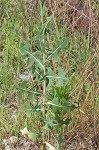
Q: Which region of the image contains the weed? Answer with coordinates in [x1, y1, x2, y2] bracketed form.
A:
[0, 0, 98, 149]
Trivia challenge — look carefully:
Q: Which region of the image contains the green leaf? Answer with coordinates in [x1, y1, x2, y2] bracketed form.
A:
[31, 65, 36, 75]
[17, 81, 28, 100]
[41, 15, 53, 34]
[46, 77, 49, 87]
[56, 40, 62, 47]
[56, 67, 66, 86]
[20, 127, 37, 141]
[48, 68, 55, 76]
[52, 97, 59, 113]
[56, 134, 63, 149]
[47, 68, 55, 86]
[55, 115, 61, 124]
[69, 105, 77, 111]
[28, 89, 35, 101]
[40, 74, 47, 81]
[63, 118, 71, 126]
[32, 35, 45, 41]
[17, 90, 23, 100]
[32, 103, 42, 112]
[46, 101, 64, 108]
[46, 42, 64, 61]
[29, 88, 42, 95]
[62, 38, 69, 51]
[28, 132, 37, 141]
[46, 118, 54, 129]
[55, 115, 70, 126]
[24, 50, 44, 69]
[17, 85, 42, 96]
[20, 127, 29, 135]
[26, 108, 32, 117]
[20, 43, 31, 55]
[62, 102, 70, 115]
[28, 58, 35, 67]
[58, 67, 66, 79]
[20, 45, 44, 69]
[20, 81, 27, 88]
[28, 51, 42, 68]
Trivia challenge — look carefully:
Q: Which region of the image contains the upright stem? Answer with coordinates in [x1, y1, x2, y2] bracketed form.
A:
[39, 0, 46, 117]
[43, 53, 46, 118]
[40, 0, 46, 149]
[42, 52, 46, 150]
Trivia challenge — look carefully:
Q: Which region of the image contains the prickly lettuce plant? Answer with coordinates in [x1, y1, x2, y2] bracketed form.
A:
[46, 85, 77, 128]
[17, 0, 77, 148]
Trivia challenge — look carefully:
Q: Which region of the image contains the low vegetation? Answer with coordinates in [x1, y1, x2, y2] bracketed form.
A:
[0, 0, 99, 149]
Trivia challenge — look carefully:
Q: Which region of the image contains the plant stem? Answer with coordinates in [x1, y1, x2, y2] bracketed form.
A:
[39, 0, 46, 149]
[43, 53, 46, 118]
